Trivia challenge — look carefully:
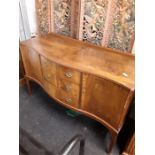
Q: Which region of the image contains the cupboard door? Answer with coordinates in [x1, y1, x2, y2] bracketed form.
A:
[40, 56, 57, 86]
[27, 48, 43, 82]
[81, 74, 130, 129]
[20, 45, 42, 83]
[43, 79, 56, 98]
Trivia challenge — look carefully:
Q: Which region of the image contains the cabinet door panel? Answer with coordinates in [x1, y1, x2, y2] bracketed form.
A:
[28, 48, 42, 82]
[21, 46, 42, 83]
[40, 56, 57, 86]
[81, 74, 130, 129]
[43, 79, 56, 97]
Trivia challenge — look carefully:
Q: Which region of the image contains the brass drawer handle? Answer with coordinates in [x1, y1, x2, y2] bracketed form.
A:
[65, 85, 72, 92]
[65, 98, 72, 104]
[44, 74, 51, 81]
[44, 74, 51, 80]
[47, 74, 51, 78]
[65, 72, 72, 78]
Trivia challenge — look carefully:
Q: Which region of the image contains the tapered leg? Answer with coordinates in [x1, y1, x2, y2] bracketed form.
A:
[26, 78, 32, 95]
[106, 131, 118, 154]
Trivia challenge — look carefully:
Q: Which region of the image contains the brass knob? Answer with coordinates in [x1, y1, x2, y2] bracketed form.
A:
[65, 98, 72, 104]
[65, 85, 72, 91]
[65, 72, 72, 78]
[47, 74, 51, 78]
[44, 74, 51, 81]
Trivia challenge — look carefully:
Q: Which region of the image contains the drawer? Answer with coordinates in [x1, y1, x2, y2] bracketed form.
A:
[57, 65, 80, 84]
[56, 80, 80, 108]
[56, 89, 79, 108]
[43, 79, 56, 97]
[41, 56, 57, 86]
[57, 79, 80, 97]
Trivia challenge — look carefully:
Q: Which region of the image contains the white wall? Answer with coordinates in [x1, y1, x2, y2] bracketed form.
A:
[19, 0, 37, 41]
[25, 0, 37, 36]
[19, 0, 31, 41]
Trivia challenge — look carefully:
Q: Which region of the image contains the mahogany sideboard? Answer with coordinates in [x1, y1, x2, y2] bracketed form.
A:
[20, 33, 135, 154]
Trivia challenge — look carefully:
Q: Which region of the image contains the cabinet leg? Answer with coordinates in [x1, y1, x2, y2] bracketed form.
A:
[106, 132, 117, 154]
[26, 78, 32, 95]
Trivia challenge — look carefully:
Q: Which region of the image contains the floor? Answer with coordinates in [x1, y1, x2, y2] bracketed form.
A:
[19, 82, 120, 155]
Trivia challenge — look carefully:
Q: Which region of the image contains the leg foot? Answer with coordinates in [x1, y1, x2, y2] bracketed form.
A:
[106, 131, 117, 154]
[26, 78, 32, 95]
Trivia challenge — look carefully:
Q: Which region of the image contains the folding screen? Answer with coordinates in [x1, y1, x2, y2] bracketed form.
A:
[35, 0, 135, 52]
[107, 0, 135, 51]
[35, 0, 49, 34]
[78, 0, 108, 45]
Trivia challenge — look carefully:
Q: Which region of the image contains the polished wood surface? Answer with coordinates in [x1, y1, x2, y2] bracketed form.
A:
[21, 32, 135, 90]
[57, 79, 80, 99]
[21, 45, 43, 83]
[81, 73, 130, 130]
[20, 33, 135, 154]
[43, 79, 56, 97]
[57, 65, 81, 85]
[56, 63, 81, 108]
[41, 56, 57, 86]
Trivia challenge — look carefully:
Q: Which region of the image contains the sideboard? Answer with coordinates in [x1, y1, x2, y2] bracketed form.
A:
[20, 32, 135, 154]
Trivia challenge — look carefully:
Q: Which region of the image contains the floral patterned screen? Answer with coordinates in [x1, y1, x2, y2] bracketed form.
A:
[36, 0, 72, 36]
[82, 0, 108, 45]
[35, 0, 135, 52]
[108, 0, 135, 51]
[53, 0, 71, 36]
[36, 0, 49, 34]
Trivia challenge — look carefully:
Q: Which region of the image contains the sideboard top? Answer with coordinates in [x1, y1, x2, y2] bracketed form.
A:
[21, 33, 135, 90]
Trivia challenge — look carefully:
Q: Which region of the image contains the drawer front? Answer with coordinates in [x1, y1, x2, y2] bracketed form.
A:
[56, 79, 80, 108]
[41, 56, 57, 86]
[57, 79, 80, 97]
[56, 89, 79, 108]
[57, 65, 80, 84]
